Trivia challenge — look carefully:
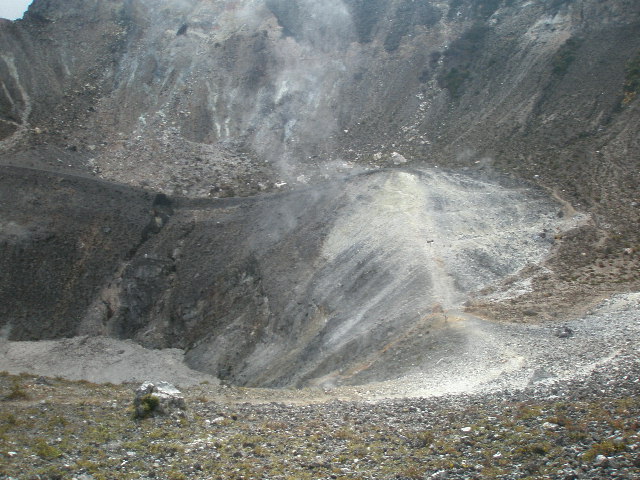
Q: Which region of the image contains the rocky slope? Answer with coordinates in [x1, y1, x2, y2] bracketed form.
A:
[0, 164, 580, 387]
[1, 319, 639, 480]
[0, 0, 639, 387]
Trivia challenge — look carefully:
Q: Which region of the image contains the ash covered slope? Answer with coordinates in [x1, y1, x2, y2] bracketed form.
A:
[0, 0, 639, 386]
[0, 165, 573, 387]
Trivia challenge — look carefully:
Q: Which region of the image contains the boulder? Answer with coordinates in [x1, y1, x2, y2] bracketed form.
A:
[390, 152, 408, 165]
[133, 381, 186, 419]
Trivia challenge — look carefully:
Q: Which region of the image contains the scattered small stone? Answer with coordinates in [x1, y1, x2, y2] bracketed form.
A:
[35, 376, 51, 385]
[555, 326, 574, 338]
[73, 475, 94, 480]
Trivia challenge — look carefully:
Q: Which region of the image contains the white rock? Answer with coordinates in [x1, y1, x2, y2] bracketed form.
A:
[391, 152, 408, 164]
[594, 455, 609, 466]
[133, 381, 186, 418]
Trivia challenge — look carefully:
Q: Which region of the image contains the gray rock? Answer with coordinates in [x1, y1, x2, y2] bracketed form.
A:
[35, 376, 51, 385]
[555, 326, 574, 338]
[133, 381, 187, 419]
[390, 152, 408, 165]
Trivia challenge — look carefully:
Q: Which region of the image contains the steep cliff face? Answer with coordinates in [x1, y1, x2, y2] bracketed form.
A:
[2, 0, 639, 195]
[0, 0, 639, 386]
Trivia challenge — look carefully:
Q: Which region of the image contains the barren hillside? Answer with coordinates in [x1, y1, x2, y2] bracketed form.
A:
[0, 0, 639, 388]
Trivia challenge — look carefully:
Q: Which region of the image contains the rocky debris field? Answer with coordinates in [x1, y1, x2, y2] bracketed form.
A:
[345, 293, 640, 399]
[0, 346, 638, 480]
[1, 293, 639, 480]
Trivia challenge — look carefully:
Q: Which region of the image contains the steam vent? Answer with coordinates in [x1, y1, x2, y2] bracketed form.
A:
[1, 0, 639, 391]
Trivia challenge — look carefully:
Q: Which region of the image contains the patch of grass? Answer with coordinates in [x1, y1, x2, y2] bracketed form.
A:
[33, 464, 68, 479]
[582, 439, 627, 461]
[148, 441, 185, 456]
[515, 404, 543, 420]
[46, 415, 69, 428]
[514, 441, 554, 456]
[73, 459, 102, 474]
[407, 429, 434, 448]
[399, 464, 426, 479]
[546, 414, 574, 428]
[167, 470, 187, 480]
[4, 381, 30, 401]
[84, 424, 117, 445]
[33, 438, 63, 460]
[0, 412, 18, 426]
[262, 420, 288, 430]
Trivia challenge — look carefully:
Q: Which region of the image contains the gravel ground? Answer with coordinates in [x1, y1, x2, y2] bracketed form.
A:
[340, 293, 640, 400]
[0, 293, 638, 479]
[0, 337, 218, 388]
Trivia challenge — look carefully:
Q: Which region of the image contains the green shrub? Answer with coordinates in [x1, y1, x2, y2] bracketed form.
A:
[138, 394, 160, 418]
[583, 439, 626, 461]
[437, 22, 491, 98]
[4, 382, 29, 401]
[34, 438, 63, 460]
[439, 67, 471, 98]
[514, 441, 553, 456]
[408, 430, 435, 448]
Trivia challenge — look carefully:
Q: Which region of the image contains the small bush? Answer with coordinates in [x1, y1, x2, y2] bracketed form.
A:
[34, 438, 63, 460]
[400, 465, 426, 479]
[167, 470, 187, 480]
[0, 412, 17, 426]
[136, 394, 160, 419]
[515, 404, 543, 420]
[515, 441, 553, 456]
[408, 430, 434, 448]
[4, 382, 29, 401]
[583, 439, 626, 461]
